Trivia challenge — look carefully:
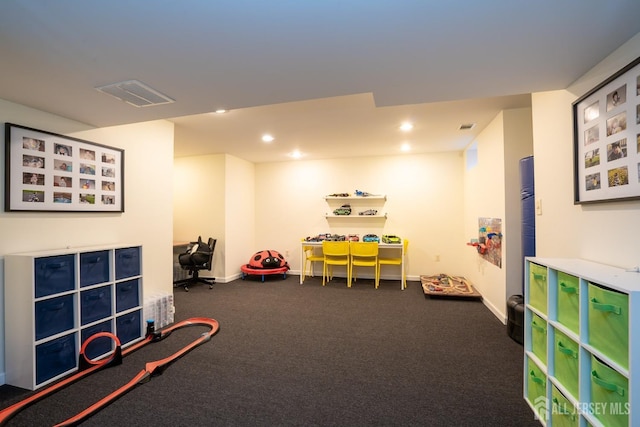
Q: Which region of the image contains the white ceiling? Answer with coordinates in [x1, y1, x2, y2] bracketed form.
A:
[1, 1, 640, 163]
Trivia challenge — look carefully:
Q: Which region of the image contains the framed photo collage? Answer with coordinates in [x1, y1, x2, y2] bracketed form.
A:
[573, 56, 640, 204]
[4, 123, 124, 212]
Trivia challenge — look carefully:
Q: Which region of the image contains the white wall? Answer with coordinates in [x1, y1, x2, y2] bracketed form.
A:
[173, 154, 226, 279]
[462, 108, 534, 321]
[173, 154, 255, 282]
[70, 123, 175, 295]
[532, 33, 640, 268]
[254, 153, 465, 280]
[463, 112, 507, 318]
[0, 99, 175, 384]
[225, 154, 255, 280]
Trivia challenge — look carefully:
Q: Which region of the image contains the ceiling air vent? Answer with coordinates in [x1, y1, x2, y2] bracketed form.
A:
[95, 80, 174, 107]
[459, 123, 476, 130]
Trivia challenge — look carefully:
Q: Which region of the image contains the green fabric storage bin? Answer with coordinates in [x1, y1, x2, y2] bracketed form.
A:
[554, 328, 579, 399]
[557, 271, 579, 334]
[531, 312, 547, 366]
[529, 263, 547, 315]
[551, 385, 578, 427]
[587, 283, 628, 370]
[590, 355, 628, 427]
[527, 356, 547, 423]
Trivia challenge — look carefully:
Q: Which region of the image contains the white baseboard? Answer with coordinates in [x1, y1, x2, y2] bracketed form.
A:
[482, 298, 507, 325]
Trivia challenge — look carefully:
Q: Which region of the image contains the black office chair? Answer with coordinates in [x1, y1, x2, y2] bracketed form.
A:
[174, 236, 216, 291]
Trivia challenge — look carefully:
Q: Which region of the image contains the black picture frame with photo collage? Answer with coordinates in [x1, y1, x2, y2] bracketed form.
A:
[573, 56, 640, 204]
[4, 123, 124, 212]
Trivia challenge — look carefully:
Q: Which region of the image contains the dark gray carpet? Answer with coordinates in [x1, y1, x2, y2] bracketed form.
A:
[0, 275, 538, 426]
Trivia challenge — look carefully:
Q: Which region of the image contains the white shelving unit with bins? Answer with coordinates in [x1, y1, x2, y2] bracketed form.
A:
[524, 257, 640, 427]
[4, 243, 144, 390]
[324, 195, 387, 219]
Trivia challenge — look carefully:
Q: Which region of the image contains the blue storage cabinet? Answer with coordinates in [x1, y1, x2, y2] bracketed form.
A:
[4, 244, 143, 390]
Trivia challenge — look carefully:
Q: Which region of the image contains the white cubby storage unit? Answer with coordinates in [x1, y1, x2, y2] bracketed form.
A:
[524, 257, 639, 427]
[4, 244, 144, 390]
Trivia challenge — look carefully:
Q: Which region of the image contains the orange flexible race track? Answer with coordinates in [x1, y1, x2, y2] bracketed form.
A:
[0, 317, 220, 426]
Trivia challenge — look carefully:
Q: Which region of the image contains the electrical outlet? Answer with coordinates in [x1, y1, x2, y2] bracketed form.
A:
[285, 250, 290, 258]
[535, 198, 542, 216]
[435, 255, 440, 262]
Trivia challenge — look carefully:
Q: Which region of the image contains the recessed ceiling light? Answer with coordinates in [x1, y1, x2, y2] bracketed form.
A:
[214, 109, 227, 114]
[262, 134, 275, 143]
[401, 142, 411, 152]
[289, 150, 303, 159]
[400, 122, 413, 132]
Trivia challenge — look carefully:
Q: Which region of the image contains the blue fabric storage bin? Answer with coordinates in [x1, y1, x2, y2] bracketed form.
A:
[35, 333, 76, 385]
[81, 320, 113, 360]
[80, 285, 112, 326]
[80, 250, 110, 287]
[35, 255, 75, 298]
[35, 294, 75, 341]
[116, 310, 142, 345]
[116, 279, 140, 313]
[115, 247, 141, 280]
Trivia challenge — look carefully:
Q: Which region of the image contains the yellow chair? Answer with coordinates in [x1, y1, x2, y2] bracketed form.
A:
[301, 239, 323, 283]
[322, 240, 350, 286]
[378, 239, 408, 290]
[349, 241, 379, 289]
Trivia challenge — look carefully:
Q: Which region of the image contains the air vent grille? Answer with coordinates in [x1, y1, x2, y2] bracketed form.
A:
[459, 123, 476, 130]
[96, 80, 174, 107]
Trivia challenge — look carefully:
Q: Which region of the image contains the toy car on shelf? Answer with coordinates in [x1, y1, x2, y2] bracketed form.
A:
[326, 234, 346, 241]
[382, 235, 401, 244]
[354, 190, 378, 197]
[304, 233, 332, 242]
[358, 209, 378, 216]
[363, 234, 380, 242]
[333, 204, 352, 215]
[347, 234, 359, 241]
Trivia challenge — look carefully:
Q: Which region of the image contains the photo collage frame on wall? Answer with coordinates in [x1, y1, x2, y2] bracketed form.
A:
[573, 56, 640, 203]
[4, 123, 124, 212]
